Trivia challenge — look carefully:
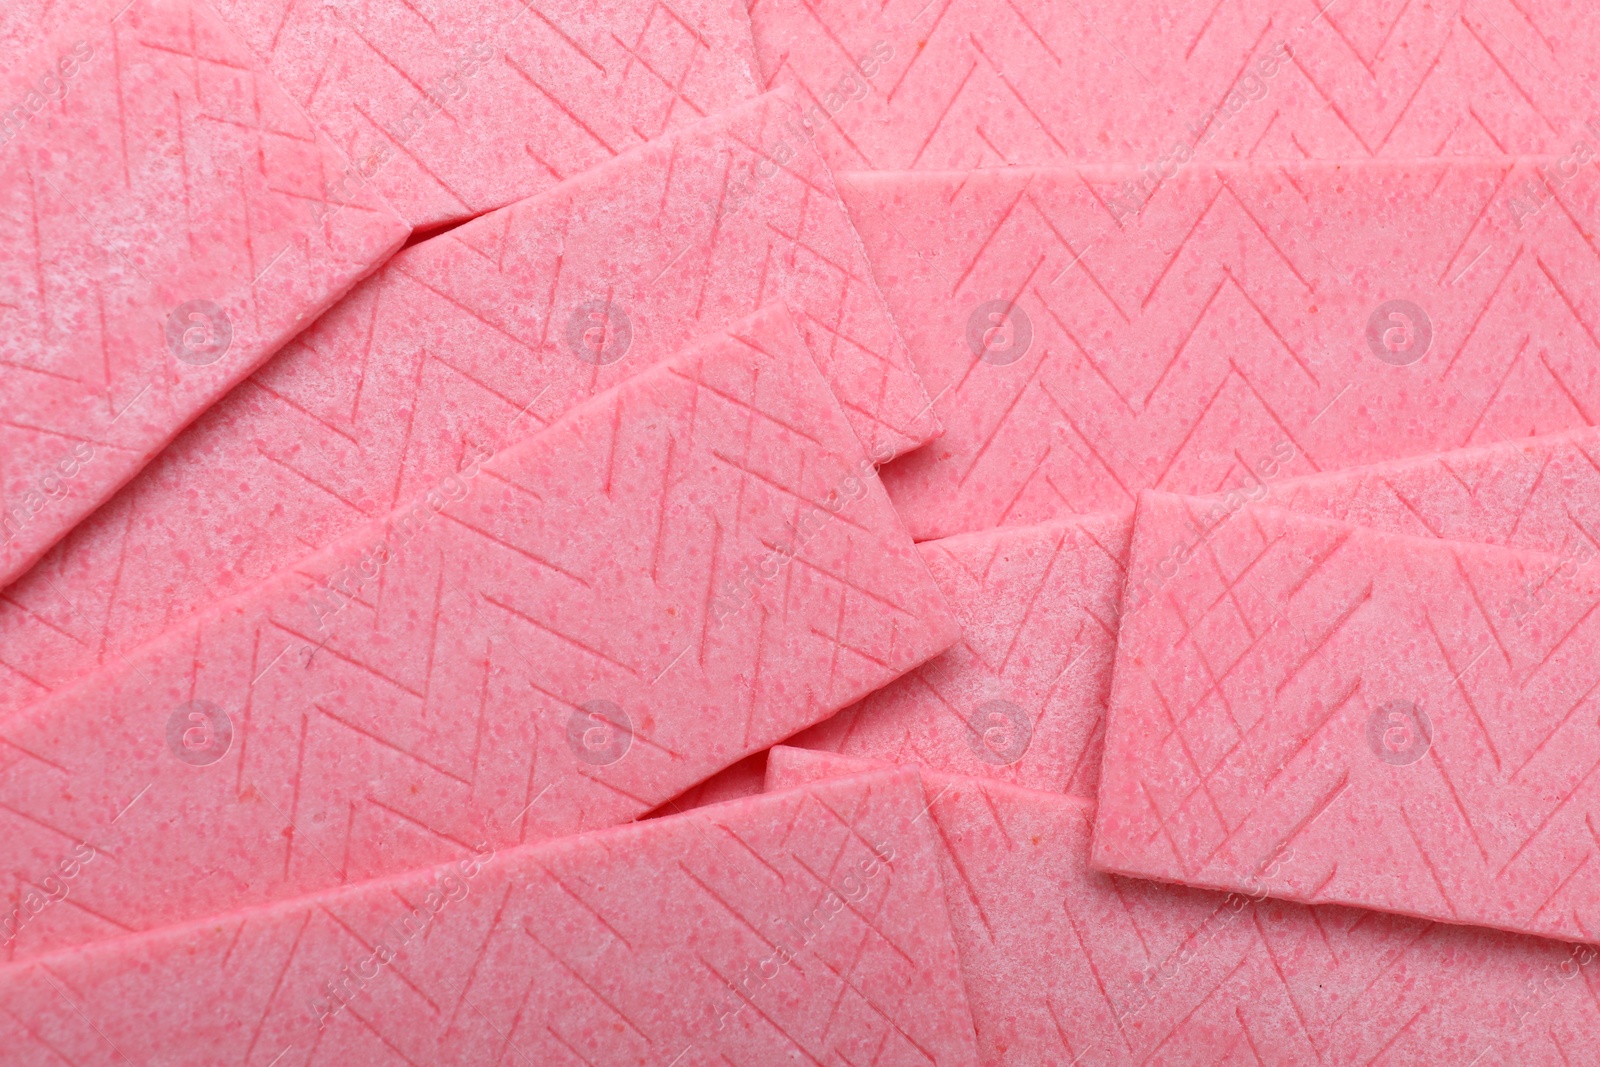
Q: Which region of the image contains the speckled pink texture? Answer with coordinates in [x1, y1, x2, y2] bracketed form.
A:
[0, 0, 409, 587]
[204, 0, 762, 229]
[747, 0, 1600, 172]
[839, 161, 1600, 540]
[646, 750, 770, 817]
[0, 305, 957, 963]
[0, 768, 981, 1066]
[793, 426, 1600, 799]
[1096, 489, 1600, 943]
[768, 746, 1600, 1066]
[0, 87, 937, 722]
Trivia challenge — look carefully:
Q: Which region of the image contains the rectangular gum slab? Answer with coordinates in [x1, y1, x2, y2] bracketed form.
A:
[791, 425, 1600, 797]
[1094, 488, 1600, 944]
[0, 86, 938, 720]
[201, 0, 762, 229]
[0, 0, 410, 588]
[746, 0, 1600, 172]
[0, 768, 982, 1066]
[0, 304, 959, 963]
[838, 159, 1600, 540]
[765, 746, 1600, 1067]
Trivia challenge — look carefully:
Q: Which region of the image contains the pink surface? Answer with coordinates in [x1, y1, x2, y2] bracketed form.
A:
[205, 0, 761, 228]
[0, 768, 982, 1066]
[795, 426, 1600, 797]
[1095, 489, 1600, 943]
[747, 0, 1600, 172]
[768, 746, 1600, 1066]
[0, 305, 958, 963]
[0, 0, 97, 74]
[840, 160, 1600, 540]
[645, 750, 770, 818]
[792, 506, 1132, 795]
[0, 87, 937, 720]
[0, 0, 409, 587]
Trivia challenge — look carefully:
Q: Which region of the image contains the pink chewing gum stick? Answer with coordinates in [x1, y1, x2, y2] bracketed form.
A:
[836, 160, 1600, 540]
[202, 0, 764, 229]
[794, 427, 1600, 798]
[0, 87, 937, 721]
[0, 0, 409, 587]
[1095, 489, 1600, 944]
[0, 768, 980, 1066]
[746, 0, 1600, 171]
[0, 304, 957, 963]
[767, 746, 1600, 1066]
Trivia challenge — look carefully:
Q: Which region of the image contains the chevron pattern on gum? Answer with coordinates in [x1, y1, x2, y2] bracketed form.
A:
[1095, 489, 1600, 943]
[199, 0, 762, 228]
[746, 0, 1600, 172]
[0, 88, 938, 721]
[0, 0, 410, 587]
[767, 746, 1600, 1067]
[0, 768, 981, 1066]
[0, 305, 958, 963]
[792, 426, 1600, 799]
[840, 160, 1600, 540]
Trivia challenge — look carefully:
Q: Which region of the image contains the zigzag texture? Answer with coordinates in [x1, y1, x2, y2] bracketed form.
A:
[747, 0, 1600, 171]
[770, 748, 1600, 1067]
[0, 769, 981, 1066]
[793, 508, 1132, 797]
[0, 306, 957, 963]
[0, 88, 937, 722]
[205, 0, 762, 227]
[0, 0, 409, 586]
[795, 426, 1600, 799]
[1097, 490, 1600, 943]
[844, 159, 1600, 539]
